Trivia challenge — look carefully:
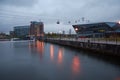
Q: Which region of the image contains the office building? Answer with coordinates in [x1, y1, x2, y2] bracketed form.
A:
[29, 21, 44, 39]
[14, 26, 30, 37]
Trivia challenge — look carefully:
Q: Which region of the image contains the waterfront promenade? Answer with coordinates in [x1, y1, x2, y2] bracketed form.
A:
[44, 38, 120, 57]
[47, 38, 120, 45]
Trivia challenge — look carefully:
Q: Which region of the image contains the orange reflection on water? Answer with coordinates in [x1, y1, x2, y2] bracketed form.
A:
[36, 41, 44, 53]
[115, 77, 120, 80]
[50, 45, 54, 60]
[58, 48, 63, 64]
[72, 56, 80, 74]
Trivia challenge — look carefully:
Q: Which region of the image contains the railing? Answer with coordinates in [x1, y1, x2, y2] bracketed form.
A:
[46, 37, 120, 45]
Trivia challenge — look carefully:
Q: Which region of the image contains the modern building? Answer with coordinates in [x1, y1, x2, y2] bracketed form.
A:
[14, 26, 30, 37]
[72, 22, 120, 38]
[29, 21, 44, 39]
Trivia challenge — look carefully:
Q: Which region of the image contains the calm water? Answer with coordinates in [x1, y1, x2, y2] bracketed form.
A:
[0, 40, 120, 80]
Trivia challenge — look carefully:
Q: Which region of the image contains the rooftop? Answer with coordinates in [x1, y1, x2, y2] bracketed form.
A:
[72, 22, 119, 28]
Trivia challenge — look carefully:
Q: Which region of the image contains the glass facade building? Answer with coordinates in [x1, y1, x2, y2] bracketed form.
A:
[14, 26, 30, 37]
[73, 22, 120, 38]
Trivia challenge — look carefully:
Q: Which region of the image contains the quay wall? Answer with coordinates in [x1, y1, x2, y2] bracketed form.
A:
[44, 39, 120, 57]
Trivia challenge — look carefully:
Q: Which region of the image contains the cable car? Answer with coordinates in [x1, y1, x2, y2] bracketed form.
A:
[57, 20, 60, 24]
[68, 21, 71, 24]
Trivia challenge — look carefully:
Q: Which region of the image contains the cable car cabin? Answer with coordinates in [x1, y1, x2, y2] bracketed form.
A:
[57, 21, 60, 24]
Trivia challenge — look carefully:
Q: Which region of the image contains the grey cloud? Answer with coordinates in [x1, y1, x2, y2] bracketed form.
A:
[0, 0, 120, 33]
[49, 0, 120, 21]
[0, 0, 38, 7]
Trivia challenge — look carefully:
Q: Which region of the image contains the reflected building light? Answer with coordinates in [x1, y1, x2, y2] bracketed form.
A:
[36, 41, 44, 59]
[115, 77, 120, 80]
[72, 56, 80, 75]
[58, 48, 63, 64]
[50, 45, 54, 60]
[36, 40, 44, 53]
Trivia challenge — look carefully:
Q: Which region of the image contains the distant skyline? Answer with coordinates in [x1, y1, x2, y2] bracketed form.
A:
[0, 0, 120, 34]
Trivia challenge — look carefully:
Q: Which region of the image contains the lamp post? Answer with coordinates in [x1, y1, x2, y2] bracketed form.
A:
[59, 31, 62, 40]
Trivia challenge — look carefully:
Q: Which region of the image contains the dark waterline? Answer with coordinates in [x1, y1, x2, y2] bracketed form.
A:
[0, 41, 120, 80]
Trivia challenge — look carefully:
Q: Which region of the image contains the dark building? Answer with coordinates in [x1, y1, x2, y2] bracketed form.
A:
[0, 33, 6, 39]
[72, 22, 120, 38]
[29, 21, 44, 39]
[14, 26, 30, 37]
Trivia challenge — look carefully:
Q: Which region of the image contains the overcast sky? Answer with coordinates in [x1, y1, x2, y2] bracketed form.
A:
[0, 0, 120, 34]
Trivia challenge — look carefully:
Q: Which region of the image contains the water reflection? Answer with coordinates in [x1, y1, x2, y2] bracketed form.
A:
[50, 45, 54, 60]
[115, 77, 120, 80]
[28, 41, 36, 52]
[0, 41, 120, 80]
[58, 48, 63, 65]
[36, 41, 44, 59]
[28, 41, 44, 59]
[72, 55, 80, 75]
[36, 41, 44, 53]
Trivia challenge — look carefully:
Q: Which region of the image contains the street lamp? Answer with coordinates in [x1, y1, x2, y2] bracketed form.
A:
[75, 28, 78, 31]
